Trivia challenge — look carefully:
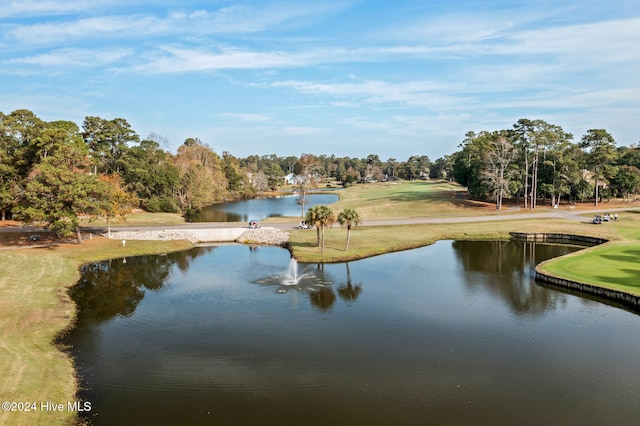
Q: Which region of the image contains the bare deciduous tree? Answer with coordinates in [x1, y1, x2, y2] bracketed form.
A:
[482, 137, 517, 210]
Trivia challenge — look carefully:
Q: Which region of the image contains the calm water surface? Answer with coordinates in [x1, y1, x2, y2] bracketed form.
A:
[194, 193, 339, 222]
[64, 241, 640, 425]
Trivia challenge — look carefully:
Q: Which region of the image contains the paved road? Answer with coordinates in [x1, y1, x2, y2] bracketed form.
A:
[361, 207, 637, 227]
[95, 206, 640, 231]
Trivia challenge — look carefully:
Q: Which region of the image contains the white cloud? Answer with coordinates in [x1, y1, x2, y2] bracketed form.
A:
[0, 0, 104, 18]
[486, 17, 640, 62]
[4, 2, 349, 46]
[219, 113, 272, 123]
[385, 13, 640, 72]
[130, 44, 441, 74]
[7, 14, 162, 45]
[124, 15, 639, 79]
[4, 47, 132, 67]
[388, 11, 521, 45]
[282, 126, 326, 136]
[271, 78, 467, 108]
[136, 46, 303, 73]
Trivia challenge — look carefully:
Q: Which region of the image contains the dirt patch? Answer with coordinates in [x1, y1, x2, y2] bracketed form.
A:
[0, 220, 21, 228]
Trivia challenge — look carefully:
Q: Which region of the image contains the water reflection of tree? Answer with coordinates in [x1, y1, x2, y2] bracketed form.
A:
[70, 247, 213, 325]
[308, 263, 336, 311]
[337, 263, 363, 303]
[309, 263, 364, 310]
[451, 241, 576, 316]
[310, 287, 337, 310]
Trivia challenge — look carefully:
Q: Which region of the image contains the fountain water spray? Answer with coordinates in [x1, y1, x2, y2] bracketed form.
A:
[254, 257, 332, 293]
[284, 258, 302, 285]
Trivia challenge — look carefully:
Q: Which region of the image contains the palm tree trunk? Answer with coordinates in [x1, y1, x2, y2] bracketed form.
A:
[345, 226, 351, 251]
[321, 225, 325, 253]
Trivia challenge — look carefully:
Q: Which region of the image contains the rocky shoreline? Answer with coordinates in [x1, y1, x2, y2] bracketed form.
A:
[106, 227, 290, 246]
[107, 230, 200, 243]
[235, 228, 290, 246]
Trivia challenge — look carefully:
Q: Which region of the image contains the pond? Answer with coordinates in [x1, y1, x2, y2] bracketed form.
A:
[64, 240, 640, 425]
[193, 193, 339, 222]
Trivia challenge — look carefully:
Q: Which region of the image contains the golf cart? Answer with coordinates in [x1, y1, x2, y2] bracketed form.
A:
[298, 220, 312, 229]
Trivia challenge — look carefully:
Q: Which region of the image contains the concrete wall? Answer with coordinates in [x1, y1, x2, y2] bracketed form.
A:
[510, 232, 639, 308]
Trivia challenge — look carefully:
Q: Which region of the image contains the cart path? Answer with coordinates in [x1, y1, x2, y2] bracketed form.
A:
[93, 206, 640, 231]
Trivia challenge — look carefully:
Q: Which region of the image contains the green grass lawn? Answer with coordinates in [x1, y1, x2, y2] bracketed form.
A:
[536, 212, 640, 296]
[328, 180, 504, 220]
[538, 242, 640, 296]
[80, 210, 185, 227]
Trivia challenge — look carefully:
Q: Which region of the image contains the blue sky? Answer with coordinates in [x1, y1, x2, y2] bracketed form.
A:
[1, 0, 639, 160]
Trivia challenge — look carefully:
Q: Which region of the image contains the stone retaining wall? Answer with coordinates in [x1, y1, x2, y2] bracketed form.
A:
[534, 269, 640, 307]
[509, 232, 608, 245]
[510, 232, 640, 307]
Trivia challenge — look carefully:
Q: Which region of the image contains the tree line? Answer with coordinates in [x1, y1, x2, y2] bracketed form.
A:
[0, 109, 434, 239]
[450, 119, 640, 209]
[3, 109, 638, 241]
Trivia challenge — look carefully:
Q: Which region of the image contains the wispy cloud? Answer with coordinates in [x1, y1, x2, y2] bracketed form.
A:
[282, 126, 326, 136]
[136, 46, 308, 73]
[2, 1, 639, 158]
[132, 45, 439, 74]
[5, 47, 132, 67]
[4, 2, 348, 45]
[8, 14, 167, 45]
[0, 0, 110, 18]
[271, 78, 466, 108]
[482, 17, 640, 61]
[219, 113, 272, 123]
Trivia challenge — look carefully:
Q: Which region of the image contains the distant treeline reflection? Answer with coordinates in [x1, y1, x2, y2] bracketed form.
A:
[70, 247, 216, 325]
[70, 247, 365, 324]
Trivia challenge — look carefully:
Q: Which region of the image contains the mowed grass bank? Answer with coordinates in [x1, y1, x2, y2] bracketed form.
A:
[537, 212, 640, 296]
[288, 217, 621, 263]
[0, 238, 192, 426]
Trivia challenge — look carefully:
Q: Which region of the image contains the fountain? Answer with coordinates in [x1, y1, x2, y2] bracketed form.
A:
[254, 257, 332, 293]
[284, 258, 305, 285]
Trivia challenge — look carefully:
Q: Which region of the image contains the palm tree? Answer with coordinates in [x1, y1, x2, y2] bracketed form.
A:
[337, 208, 361, 251]
[305, 205, 322, 247]
[305, 205, 335, 253]
[317, 205, 335, 253]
